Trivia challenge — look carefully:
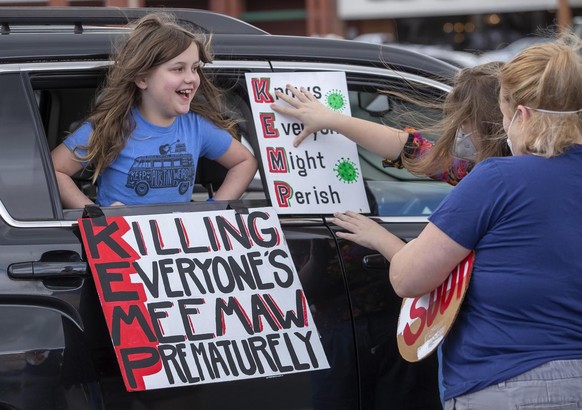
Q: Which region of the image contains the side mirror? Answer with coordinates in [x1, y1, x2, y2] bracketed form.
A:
[358, 92, 390, 117]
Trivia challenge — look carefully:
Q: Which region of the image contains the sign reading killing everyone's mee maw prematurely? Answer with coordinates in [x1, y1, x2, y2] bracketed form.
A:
[78, 207, 329, 391]
[245, 71, 370, 214]
[397, 251, 475, 362]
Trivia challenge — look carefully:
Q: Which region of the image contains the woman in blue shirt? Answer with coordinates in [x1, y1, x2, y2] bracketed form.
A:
[333, 34, 582, 408]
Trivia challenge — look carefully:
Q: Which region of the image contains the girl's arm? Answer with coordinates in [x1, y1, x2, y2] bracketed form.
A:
[271, 84, 409, 161]
[332, 211, 471, 298]
[51, 143, 95, 209]
[212, 139, 258, 200]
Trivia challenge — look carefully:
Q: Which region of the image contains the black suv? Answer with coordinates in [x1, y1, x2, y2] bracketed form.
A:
[0, 7, 457, 410]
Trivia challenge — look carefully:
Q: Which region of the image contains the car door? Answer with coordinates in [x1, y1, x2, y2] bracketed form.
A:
[270, 61, 454, 410]
[340, 72, 450, 410]
[0, 61, 358, 410]
[0, 71, 103, 410]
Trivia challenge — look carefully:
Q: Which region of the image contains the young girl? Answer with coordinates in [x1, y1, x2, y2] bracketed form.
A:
[271, 62, 509, 186]
[52, 12, 257, 208]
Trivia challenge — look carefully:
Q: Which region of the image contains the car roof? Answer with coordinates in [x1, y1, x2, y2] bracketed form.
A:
[388, 44, 479, 68]
[0, 7, 457, 84]
[0, 6, 267, 35]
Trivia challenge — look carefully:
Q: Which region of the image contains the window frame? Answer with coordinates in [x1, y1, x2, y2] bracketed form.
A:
[0, 59, 454, 228]
[0, 71, 61, 222]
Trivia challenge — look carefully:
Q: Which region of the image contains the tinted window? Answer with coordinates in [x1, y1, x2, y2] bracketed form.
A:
[0, 73, 55, 220]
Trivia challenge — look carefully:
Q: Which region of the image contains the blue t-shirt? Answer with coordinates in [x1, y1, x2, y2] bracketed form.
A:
[428, 145, 582, 400]
[64, 109, 232, 206]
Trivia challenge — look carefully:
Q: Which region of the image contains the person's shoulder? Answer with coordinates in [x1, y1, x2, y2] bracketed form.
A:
[179, 111, 214, 127]
[472, 155, 541, 182]
[403, 127, 427, 142]
[460, 156, 513, 183]
[65, 121, 93, 144]
[566, 144, 582, 155]
[182, 111, 232, 136]
[477, 155, 532, 169]
[182, 111, 211, 121]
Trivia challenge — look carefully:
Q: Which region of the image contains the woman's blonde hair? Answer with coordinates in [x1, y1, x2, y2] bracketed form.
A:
[500, 33, 582, 157]
[79, 12, 238, 181]
[403, 61, 508, 176]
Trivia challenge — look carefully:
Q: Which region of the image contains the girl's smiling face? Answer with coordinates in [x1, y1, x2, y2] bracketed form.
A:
[135, 41, 202, 126]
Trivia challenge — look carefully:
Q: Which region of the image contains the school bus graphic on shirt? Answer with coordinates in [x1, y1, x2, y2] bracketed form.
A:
[125, 142, 195, 196]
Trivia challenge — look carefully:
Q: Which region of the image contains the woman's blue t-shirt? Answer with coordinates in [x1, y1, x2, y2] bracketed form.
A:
[428, 145, 582, 400]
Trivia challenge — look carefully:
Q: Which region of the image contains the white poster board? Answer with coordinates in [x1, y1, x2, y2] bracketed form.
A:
[245, 72, 370, 215]
[79, 207, 329, 391]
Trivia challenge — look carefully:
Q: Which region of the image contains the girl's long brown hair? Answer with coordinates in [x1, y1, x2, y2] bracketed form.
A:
[402, 61, 509, 176]
[77, 12, 238, 182]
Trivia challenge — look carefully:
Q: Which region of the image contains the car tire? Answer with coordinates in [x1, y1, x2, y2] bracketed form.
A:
[178, 182, 190, 195]
[135, 181, 149, 196]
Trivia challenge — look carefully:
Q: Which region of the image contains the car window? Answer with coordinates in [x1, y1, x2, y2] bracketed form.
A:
[0, 73, 56, 221]
[191, 75, 268, 203]
[26, 67, 269, 216]
[9, 64, 453, 222]
[266, 63, 454, 218]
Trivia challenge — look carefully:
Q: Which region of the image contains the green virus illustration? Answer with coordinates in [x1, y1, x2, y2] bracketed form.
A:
[334, 157, 360, 183]
[325, 89, 347, 112]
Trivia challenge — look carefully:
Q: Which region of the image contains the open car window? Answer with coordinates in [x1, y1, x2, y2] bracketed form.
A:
[29, 66, 269, 221]
[8, 61, 455, 223]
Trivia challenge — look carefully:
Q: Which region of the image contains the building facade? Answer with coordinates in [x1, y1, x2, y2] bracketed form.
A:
[2, 0, 580, 51]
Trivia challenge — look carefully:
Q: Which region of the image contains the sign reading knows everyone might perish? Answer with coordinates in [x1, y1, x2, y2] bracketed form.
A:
[245, 71, 370, 214]
[78, 207, 329, 391]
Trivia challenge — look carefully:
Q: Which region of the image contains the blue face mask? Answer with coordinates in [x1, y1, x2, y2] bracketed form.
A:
[452, 127, 477, 161]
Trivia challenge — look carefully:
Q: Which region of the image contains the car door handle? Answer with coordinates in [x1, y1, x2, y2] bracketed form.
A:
[362, 254, 389, 269]
[8, 261, 89, 279]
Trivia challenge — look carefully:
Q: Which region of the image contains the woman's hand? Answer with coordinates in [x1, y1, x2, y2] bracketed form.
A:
[332, 211, 401, 253]
[271, 84, 340, 147]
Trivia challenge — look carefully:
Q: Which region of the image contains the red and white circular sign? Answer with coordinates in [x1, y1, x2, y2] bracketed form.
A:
[396, 251, 475, 362]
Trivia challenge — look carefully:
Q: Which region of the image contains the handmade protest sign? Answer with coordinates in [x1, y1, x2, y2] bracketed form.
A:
[245, 71, 370, 214]
[78, 207, 329, 391]
[396, 251, 475, 362]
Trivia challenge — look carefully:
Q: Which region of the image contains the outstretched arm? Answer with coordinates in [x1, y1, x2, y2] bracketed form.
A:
[332, 211, 471, 298]
[51, 143, 95, 209]
[271, 84, 409, 160]
[213, 139, 258, 200]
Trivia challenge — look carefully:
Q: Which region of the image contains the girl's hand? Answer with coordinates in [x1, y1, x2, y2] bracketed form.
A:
[331, 211, 389, 251]
[110, 201, 125, 206]
[271, 84, 339, 147]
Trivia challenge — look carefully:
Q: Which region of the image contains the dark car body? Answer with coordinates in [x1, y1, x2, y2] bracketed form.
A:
[0, 7, 457, 410]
